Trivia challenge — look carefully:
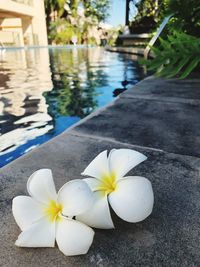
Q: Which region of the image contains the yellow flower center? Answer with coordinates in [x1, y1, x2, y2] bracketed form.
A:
[44, 200, 62, 222]
[97, 172, 117, 195]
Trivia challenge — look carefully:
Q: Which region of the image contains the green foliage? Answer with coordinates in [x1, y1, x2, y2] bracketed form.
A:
[45, 0, 112, 45]
[130, 0, 200, 36]
[130, 0, 168, 33]
[83, 0, 110, 22]
[49, 19, 83, 45]
[44, 0, 66, 42]
[44, 0, 66, 14]
[141, 31, 200, 79]
[135, 0, 167, 22]
[165, 0, 200, 36]
[139, 0, 200, 78]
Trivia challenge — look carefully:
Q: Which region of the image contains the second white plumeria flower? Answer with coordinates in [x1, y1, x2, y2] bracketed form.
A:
[77, 149, 154, 229]
[12, 169, 94, 256]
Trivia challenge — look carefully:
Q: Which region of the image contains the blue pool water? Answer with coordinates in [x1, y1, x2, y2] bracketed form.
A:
[0, 47, 145, 167]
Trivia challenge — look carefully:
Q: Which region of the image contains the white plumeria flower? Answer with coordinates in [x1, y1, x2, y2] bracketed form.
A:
[77, 149, 154, 229]
[12, 169, 95, 256]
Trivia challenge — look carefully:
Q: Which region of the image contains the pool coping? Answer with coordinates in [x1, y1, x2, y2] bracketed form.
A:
[0, 75, 200, 266]
[106, 46, 155, 58]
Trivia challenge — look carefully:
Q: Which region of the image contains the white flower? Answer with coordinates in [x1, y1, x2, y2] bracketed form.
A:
[12, 169, 95, 256]
[77, 149, 154, 229]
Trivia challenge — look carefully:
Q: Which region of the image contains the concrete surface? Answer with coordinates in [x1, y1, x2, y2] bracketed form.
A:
[73, 76, 200, 158]
[106, 46, 145, 56]
[0, 76, 200, 267]
[106, 47, 154, 58]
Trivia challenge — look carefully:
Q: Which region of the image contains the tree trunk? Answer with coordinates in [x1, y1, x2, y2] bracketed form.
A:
[45, 4, 52, 44]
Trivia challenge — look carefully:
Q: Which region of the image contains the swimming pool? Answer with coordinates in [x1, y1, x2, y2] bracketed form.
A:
[0, 47, 145, 167]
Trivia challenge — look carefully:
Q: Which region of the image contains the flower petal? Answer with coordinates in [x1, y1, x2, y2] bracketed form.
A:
[109, 149, 147, 179]
[27, 169, 57, 204]
[109, 176, 154, 222]
[56, 217, 94, 256]
[82, 150, 109, 180]
[12, 196, 45, 231]
[77, 191, 114, 229]
[58, 179, 94, 217]
[15, 217, 55, 247]
[83, 177, 101, 191]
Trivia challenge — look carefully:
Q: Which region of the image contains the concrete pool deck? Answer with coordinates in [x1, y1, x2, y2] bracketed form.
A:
[0, 76, 200, 266]
[106, 46, 145, 56]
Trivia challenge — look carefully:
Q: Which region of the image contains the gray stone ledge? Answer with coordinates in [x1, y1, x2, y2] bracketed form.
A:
[121, 76, 200, 101]
[73, 96, 200, 157]
[0, 134, 200, 267]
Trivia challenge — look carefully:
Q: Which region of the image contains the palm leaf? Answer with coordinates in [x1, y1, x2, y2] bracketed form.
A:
[140, 31, 200, 79]
[165, 56, 191, 78]
[179, 57, 200, 79]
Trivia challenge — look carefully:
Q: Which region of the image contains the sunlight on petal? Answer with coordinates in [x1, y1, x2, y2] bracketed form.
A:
[109, 149, 147, 179]
[58, 180, 94, 217]
[56, 217, 94, 256]
[15, 217, 56, 247]
[109, 176, 154, 222]
[27, 169, 57, 204]
[77, 191, 114, 229]
[82, 150, 110, 180]
[12, 196, 45, 231]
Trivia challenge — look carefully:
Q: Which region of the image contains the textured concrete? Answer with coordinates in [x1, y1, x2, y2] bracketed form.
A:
[73, 79, 200, 157]
[123, 76, 200, 103]
[0, 76, 200, 266]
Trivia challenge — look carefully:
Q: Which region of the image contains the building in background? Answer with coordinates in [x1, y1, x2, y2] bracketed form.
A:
[0, 0, 48, 47]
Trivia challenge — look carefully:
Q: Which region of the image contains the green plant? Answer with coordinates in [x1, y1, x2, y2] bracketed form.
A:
[82, 0, 110, 22]
[141, 31, 200, 79]
[46, 0, 113, 45]
[49, 18, 83, 45]
[166, 0, 200, 36]
[130, 0, 168, 33]
[44, 0, 66, 37]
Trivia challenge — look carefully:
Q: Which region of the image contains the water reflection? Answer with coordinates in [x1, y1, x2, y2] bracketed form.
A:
[0, 48, 53, 160]
[46, 48, 105, 119]
[0, 47, 145, 167]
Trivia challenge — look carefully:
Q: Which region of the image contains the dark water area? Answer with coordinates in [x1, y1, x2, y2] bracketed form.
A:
[0, 47, 145, 167]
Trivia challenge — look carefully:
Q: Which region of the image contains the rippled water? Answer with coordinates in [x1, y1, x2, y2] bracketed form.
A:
[0, 47, 145, 167]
